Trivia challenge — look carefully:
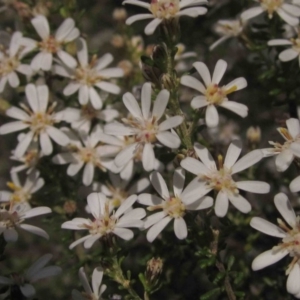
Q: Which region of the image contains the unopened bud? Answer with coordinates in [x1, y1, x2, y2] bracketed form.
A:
[146, 257, 163, 283]
[246, 126, 261, 145]
[111, 35, 125, 48]
[112, 8, 127, 22]
[118, 60, 133, 77]
[63, 200, 77, 215]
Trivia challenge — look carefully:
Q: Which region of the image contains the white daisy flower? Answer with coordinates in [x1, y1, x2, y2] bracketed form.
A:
[250, 193, 300, 298]
[0, 170, 44, 206]
[180, 59, 248, 128]
[61, 192, 146, 249]
[268, 36, 300, 65]
[262, 118, 300, 172]
[180, 140, 269, 217]
[52, 126, 118, 186]
[0, 31, 32, 93]
[93, 172, 150, 208]
[0, 203, 51, 242]
[241, 0, 300, 26]
[210, 19, 245, 51]
[54, 38, 123, 110]
[21, 15, 79, 71]
[104, 82, 183, 172]
[72, 267, 106, 300]
[138, 168, 213, 242]
[0, 253, 61, 299]
[0, 83, 71, 157]
[123, 0, 208, 35]
[10, 134, 42, 174]
[68, 103, 119, 134]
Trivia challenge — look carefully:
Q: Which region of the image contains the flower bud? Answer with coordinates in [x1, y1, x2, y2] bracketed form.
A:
[112, 8, 127, 22]
[246, 126, 261, 145]
[146, 257, 163, 283]
[111, 35, 125, 48]
[63, 200, 77, 215]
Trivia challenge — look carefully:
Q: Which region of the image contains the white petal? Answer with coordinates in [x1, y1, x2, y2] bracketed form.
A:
[67, 161, 84, 176]
[123, 0, 151, 9]
[84, 234, 101, 249]
[152, 89, 170, 120]
[145, 18, 162, 35]
[26, 83, 39, 112]
[69, 235, 91, 249]
[138, 193, 163, 206]
[176, 7, 207, 17]
[181, 75, 206, 93]
[115, 194, 137, 218]
[125, 14, 154, 26]
[250, 217, 286, 238]
[159, 116, 183, 131]
[219, 101, 248, 118]
[46, 126, 69, 146]
[95, 53, 113, 70]
[31, 15, 49, 39]
[215, 191, 229, 217]
[92, 267, 103, 297]
[64, 82, 80, 96]
[156, 131, 181, 148]
[231, 149, 263, 174]
[104, 122, 138, 136]
[205, 105, 219, 128]
[141, 82, 151, 119]
[224, 140, 242, 169]
[17, 64, 32, 76]
[209, 36, 230, 51]
[275, 149, 293, 172]
[268, 39, 293, 46]
[191, 96, 209, 109]
[147, 216, 172, 242]
[76, 38, 88, 66]
[193, 61, 211, 86]
[19, 224, 49, 239]
[228, 193, 251, 214]
[55, 18, 75, 41]
[40, 52, 53, 71]
[277, 7, 299, 26]
[20, 284, 36, 297]
[194, 143, 216, 170]
[287, 263, 300, 295]
[15, 131, 34, 157]
[64, 28, 80, 43]
[57, 50, 77, 68]
[78, 267, 92, 294]
[117, 208, 146, 227]
[174, 218, 187, 239]
[96, 81, 121, 94]
[79, 85, 89, 105]
[252, 249, 289, 271]
[236, 181, 270, 194]
[113, 228, 133, 240]
[287, 118, 300, 139]
[8, 72, 19, 88]
[274, 193, 297, 228]
[37, 84, 49, 112]
[87, 192, 104, 219]
[40, 131, 53, 155]
[290, 175, 300, 193]
[143, 143, 155, 171]
[83, 162, 94, 186]
[279, 48, 299, 61]
[123, 92, 143, 120]
[0, 121, 29, 134]
[173, 168, 185, 197]
[115, 143, 137, 167]
[225, 77, 247, 91]
[212, 59, 227, 84]
[23, 206, 51, 218]
[241, 6, 264, 21]
[4, 228, 18, 242]
[185, 196, 213, 210]
[150, 171, 170, 199]
[181, 179, 212, 204]
[282, 3, 300, 17]
[180, 157, 209, 175]
[89, 87, 102, 109]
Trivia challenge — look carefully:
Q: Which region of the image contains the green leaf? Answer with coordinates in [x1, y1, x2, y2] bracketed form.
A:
[200, 288, 221, 300]
[227, 256, 235, 271]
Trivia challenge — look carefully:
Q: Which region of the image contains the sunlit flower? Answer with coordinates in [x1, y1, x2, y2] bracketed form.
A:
[0, 83, 71, 157]
[0, 170, 44, 206]
[54, 38, 123, 110]
[180, 140, 269, 217]
[52, 126, 118, 186]
[0, 203, 51, 242]
[0, 31, 32, 93]
[268, 36, 300, 65]
[72, 267, 106, 300]
[210, 19, 244, 51]
[138, 168, 213, 242]
[181, 59, 248, 127]
[251, 193, 300, 299]
[93, 172, 150, 208]
[241, 0, 300, 26]
[21, 15, 79, 71]
[123, 0, 208, 35]
[262, 118, 300, 172]
[104, 82, 183, 172]
[61, 192, 146, 249]
[0, 254, 61, 298]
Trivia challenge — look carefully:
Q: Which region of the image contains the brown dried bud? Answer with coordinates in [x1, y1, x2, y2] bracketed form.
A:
[146, 257, 163, 283]
[63, 200, 77, 215]
[118, 60, 133, 77]
[111, 35, 125, 48]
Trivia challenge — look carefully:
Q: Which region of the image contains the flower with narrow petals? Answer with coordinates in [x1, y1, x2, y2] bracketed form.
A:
[138, 168, 213, 242]
[0, 170, 44, 206]
[268, 35, 300, 65]
[0, 83, 71, 157]
[0, 203, 51, 242]
[241, 0, 300, 26]
[21, 15, 79, 71]
[0, 31, 32, 93]
[104, 82, 183, 172]
[61, 192, 146, 249]
[210, 19, 245, 51]
[251, 193, 300, 299]
[180, 141, 269, 217]
[93, 172, 150, 208]
[0, 254, 61, 299]
[55, 38, 123, 110]
[52, 126, 118, 186]
[123, 0, 208, 35]
[181, 59, 248, 128]
[72, 267, 106, 300]
[262, 118, 300, 172]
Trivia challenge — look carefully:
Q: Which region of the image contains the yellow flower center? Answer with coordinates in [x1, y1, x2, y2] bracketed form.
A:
[7, 182, 31, 203]
[205, 84, 237, 105]
[291, 38, 300, 53]
[150, 0, 180, 19]
[38, 36, 60, 53]
[260, 0, 283, 17]
[28, 111, 55, 134]
[81, 105, 98, 120]
[107, 184, 128, 208]
[0, 55, 20, 76]
[0, 210, 19, 228]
